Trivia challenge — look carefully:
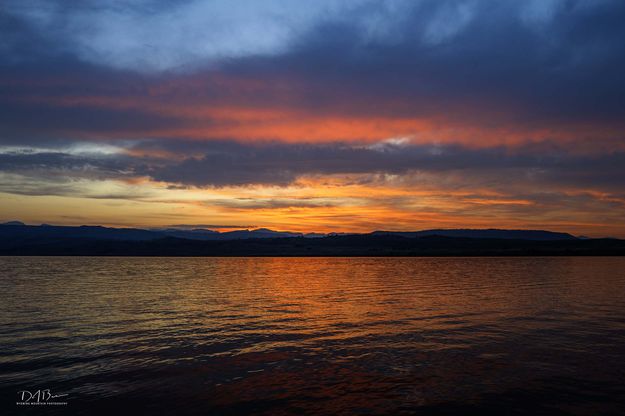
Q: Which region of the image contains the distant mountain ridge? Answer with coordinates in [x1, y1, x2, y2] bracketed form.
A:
[1, 229, 623, 257]
[2, 222, 623, 256]
[0, 223, 304, 242]
[372, 229, 577, 241]
[0, 222, 577, 242]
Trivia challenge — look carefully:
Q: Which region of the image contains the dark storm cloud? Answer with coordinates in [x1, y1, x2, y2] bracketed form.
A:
[2, 0, 625, 138]
[207, 197, 341, 210]
[0, 151, 133, 176]
[0, 100, 184, 141]
[212, 0, 625, 126]
[1, 0, 625, 204]
[5, 140, 620, 191]
[314, 0, 608, 126]
[138, 140, 625, 190]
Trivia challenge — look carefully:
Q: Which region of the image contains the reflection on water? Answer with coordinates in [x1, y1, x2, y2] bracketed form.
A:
[1, 257, 625, 415]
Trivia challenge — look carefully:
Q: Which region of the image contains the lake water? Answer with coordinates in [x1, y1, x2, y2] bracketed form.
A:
[1, 257, 625, 415]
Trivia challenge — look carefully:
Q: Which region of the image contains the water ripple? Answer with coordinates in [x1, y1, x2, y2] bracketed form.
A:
[1, 256, 625, 415]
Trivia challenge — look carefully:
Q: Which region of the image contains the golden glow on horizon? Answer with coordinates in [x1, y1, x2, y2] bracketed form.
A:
[2, 173, 624, 237]
[4, 5, 625, 244]
[5, 80, 625, 238]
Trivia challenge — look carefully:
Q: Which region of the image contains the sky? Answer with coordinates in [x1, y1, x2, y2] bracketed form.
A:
[1, 0, 625, 236]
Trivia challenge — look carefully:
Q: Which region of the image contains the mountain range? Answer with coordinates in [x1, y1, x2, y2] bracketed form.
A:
[0, 221, 578, 242]
[2, 221, 623, 256]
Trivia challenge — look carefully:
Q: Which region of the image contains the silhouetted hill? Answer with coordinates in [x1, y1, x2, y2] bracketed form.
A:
[155, 228, 219, 240]
[0, 225, 623, 256]
[217, 228, 303, 240]
[372, 229, 576, 240]
[1, 220, 25, 226]
[150, 227, 304, 240]
[0, 224, 160, 243]
[0, 224, 303, 243]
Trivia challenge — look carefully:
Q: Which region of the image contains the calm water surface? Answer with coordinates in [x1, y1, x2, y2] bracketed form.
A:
[1, 257, 625, 415]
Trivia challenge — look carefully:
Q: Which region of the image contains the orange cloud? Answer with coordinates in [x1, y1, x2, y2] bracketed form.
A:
[17, 86, 625, 150]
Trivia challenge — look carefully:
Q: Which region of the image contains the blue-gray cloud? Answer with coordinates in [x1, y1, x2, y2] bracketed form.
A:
[1, 0, 625, 211]
[2, 0, 625, 136]
[2, 0, 384, 71]
[1, 140, 623, 193]
[5, 0, 616, 74]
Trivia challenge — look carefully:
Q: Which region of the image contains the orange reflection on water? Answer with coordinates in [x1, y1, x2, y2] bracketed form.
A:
[2, 257, 625, 414]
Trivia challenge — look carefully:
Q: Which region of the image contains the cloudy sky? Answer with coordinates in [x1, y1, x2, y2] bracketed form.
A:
[1, 0, 624, 236]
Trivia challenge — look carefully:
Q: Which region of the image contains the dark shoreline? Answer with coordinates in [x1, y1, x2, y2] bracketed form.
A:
[2, 235, 624, 257]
